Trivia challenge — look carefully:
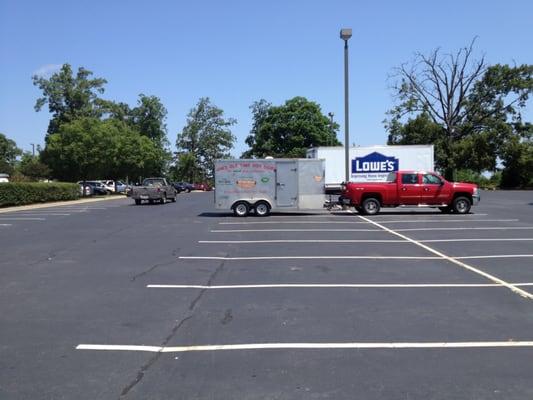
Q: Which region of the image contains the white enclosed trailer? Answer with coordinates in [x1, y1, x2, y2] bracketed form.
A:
[306, 144, 434, 192]
[214, 159, 325, 216]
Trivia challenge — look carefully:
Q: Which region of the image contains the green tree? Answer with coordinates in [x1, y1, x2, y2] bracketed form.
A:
[33, 64, 107, 136]
[17, 153, 51, 181]
[176, 97, 236, 180]
[0, 133, 22, 174]
[169, 152, 203, 183]
[386, 40, 533, 179]
[243, 97, 341, 158]
[41, 118, 165, 181]
[499, 123, 533, 188]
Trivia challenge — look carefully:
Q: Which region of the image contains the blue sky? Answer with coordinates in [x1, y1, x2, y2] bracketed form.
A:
[1, 0, 532, 156]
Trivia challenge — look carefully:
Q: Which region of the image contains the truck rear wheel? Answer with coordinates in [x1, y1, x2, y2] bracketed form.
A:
[233, 201, 250, 217]
[453, 196, 471, 214]
[362, 198, 381, 215]
[254, 201, 271, 217]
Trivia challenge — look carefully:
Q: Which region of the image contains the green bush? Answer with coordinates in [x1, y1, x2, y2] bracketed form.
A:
[0, 182, 80, 207]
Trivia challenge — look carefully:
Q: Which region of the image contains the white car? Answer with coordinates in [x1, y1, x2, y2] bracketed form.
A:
[0, 173, 9, 183]
[102, 180, 128, 193]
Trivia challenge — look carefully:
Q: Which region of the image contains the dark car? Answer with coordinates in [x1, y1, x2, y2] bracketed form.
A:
[172, 182, 193, 193]
[78, 181, 109, 196]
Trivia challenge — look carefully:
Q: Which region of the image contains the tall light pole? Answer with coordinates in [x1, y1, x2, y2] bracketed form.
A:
[340, 28, 352, 182]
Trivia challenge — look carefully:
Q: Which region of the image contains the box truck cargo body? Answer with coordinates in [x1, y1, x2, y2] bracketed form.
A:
[306, 145, 434, 191]
[214, 159, 325, 216]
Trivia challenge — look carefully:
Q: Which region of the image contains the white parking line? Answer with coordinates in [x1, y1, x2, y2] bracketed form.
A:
[76, 341, 533, 353]
[0, 217, 46, 221]
[179, 256, 442, 260]
[421, 238, 533, 243]
[219, 221, 369, 225]
[6, 213, 71, 216]
[0, 223, 12, 226]
[199, 239, 408, 244]
[396, 227, 533, 232]
[219, 219, 518, 225]
[455, 255, 533, 260]
[147, 282, 533, 289]
[358, 215, 533, 300]
[211, 229, 382, 233]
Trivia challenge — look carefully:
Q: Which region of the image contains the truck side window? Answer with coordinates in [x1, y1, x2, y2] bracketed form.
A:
[423, 174, 441, 185]
[401, 174, 418, 184]
[386, 172, 397, 183]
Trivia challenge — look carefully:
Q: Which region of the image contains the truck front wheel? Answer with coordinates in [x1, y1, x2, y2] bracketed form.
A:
[361, 198, 381, 215]
[453, 196, 471, 214]
[233, 201, 250, 217]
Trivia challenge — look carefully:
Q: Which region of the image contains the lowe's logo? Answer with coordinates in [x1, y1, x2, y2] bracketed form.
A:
[352, 152, 399, 173]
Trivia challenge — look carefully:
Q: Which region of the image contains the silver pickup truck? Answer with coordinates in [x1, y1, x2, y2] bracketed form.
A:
[131, 178, 177, 205]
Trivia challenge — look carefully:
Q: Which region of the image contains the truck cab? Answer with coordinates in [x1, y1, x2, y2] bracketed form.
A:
[341, 171, 480, 215]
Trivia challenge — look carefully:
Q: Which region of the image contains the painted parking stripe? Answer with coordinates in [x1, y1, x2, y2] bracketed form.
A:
[396, 227, 533, 232]
[219, 219, 518, 225]
[210, 229, 383, 233]
[358, 215, 533, 300]
[6, 213, 71, 216]
[179, 256, 442, 261]
[199, 239, 408, 244]
[0, 217, 46, 221]
[76, 341, 533, 353]
[147, 282, 533, 289]
[455, 254, 533, 260]
[420, 238, 533, 243]
[0, 223, 12, 226]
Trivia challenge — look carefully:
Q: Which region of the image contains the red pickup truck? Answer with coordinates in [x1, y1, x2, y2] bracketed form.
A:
[340, 171, 480, 215]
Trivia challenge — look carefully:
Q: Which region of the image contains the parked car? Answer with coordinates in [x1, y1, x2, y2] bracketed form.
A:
[172, 182, 193, 193]
[0, 173, 9, 183]
[130, 178, 177, 205]
[77, 181, 109, 196]
[340, 170, 480, 215]
[101, 180, 128, 193]
[192, 182, 212, 191]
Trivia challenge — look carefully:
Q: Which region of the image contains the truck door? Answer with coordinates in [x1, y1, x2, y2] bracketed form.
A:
[398, 173, 421, 204]
[276, 161, 298, 207]
[421, 173, 448, 204]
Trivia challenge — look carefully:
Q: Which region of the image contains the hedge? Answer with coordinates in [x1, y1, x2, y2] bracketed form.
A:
[0, 182, 80, 207]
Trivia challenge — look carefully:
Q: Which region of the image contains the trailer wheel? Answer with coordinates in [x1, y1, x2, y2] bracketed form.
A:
[361, 198, 381, 215]
[453, 196, 471, 214]
[135, 199, 141, 205]
[233, 201, 250, 217]
[254, 201, 271, 217]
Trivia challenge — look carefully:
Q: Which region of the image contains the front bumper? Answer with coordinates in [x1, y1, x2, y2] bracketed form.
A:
[472, 190, 481, 205]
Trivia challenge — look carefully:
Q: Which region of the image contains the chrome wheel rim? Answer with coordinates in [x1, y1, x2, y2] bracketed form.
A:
[236, 204, 247, 216]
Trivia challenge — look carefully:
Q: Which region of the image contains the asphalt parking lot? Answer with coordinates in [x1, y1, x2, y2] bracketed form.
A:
[1, 191, 533, 399]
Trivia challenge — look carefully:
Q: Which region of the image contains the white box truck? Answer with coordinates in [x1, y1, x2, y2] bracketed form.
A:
[214, 159, 325, 217]
[306, 144, 434, 192]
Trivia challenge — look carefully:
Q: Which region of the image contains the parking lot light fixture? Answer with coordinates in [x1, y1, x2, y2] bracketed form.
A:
[340, 28, 352, 183]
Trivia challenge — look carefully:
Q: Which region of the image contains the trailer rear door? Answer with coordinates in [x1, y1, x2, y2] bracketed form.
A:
[276, 161, 298, 207]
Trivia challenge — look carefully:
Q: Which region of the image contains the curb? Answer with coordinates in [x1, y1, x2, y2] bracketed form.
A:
[0, 196, 127, 214]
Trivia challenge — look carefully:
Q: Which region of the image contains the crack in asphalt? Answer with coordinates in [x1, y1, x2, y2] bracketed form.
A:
[119, 257, 226, 398]
[118, 315, 193, 398]
[130, 248, 181, 282]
